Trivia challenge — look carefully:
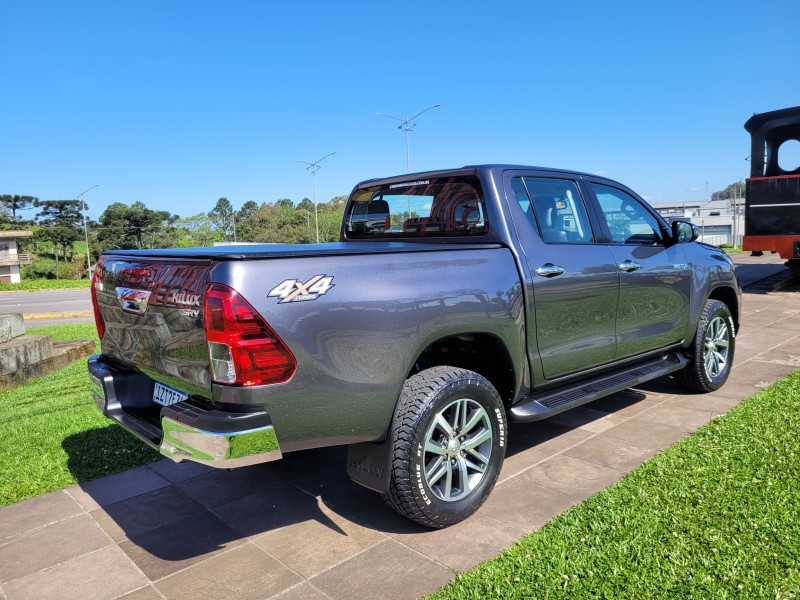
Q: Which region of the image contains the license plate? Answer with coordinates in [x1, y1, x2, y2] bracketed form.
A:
[153, 382, 188, 407]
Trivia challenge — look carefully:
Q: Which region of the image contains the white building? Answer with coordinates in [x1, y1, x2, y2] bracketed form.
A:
[0, 230, 33, 283]
[650, 200, 745, 247]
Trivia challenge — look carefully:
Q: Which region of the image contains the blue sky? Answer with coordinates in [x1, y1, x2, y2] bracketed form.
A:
[2, 0, 799, 220]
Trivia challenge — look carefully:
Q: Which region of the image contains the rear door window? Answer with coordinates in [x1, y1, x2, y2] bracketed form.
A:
[513, 177, 595, 244]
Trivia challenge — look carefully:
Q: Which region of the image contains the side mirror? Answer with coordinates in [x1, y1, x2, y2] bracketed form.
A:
[672, 220, 699, 244]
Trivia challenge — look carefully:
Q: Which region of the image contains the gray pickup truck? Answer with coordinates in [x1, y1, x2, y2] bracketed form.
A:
[88, 165, 740, 527]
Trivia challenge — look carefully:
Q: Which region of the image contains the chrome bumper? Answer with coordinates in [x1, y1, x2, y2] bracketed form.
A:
[88, 354, 282, 469]
[160, 416, 281, 468]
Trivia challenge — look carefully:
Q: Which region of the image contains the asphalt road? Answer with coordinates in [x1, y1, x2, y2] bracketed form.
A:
[0, 288, 92, 327]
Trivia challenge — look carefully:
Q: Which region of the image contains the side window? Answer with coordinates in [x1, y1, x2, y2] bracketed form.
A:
[592, 184, 663, 245]
[513, 177, 594, 244]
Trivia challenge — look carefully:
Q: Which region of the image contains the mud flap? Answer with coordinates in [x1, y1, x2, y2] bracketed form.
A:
[346, 439, 392, 493]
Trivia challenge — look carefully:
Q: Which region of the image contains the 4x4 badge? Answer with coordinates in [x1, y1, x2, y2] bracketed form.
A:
[268, 275, 334, 303]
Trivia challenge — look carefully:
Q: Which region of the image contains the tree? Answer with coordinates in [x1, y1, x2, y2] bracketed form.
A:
[297, 198, 314, 213]
[235, 200, 260, 241]
[249, 202, 310, 244]
[35, 199, 84, 228]
[96, 202, 176, 250]
[1, 195, 37, 222]
[276, 198, 294, 209]
[34, 226, 79, 278]
[34, 200, 85, 278]
[209, 197, 234, 241]
[175, 213, 222, 247]
[711, 181, 745, 202]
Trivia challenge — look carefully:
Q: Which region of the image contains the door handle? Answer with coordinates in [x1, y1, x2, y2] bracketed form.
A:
[619, 260, 642, 272]
[536, 264, 566, 277]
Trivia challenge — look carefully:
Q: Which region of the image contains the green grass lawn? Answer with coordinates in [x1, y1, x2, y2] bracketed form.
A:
[432, 373, 800, 599]
[0, 323, 158, 506]
[0, 279, 91, 292]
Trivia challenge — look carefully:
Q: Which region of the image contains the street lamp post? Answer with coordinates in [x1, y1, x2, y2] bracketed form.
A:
[376, 104, 440, 173]
[295, 152, 336, 243]
[77, 185, 99, 276]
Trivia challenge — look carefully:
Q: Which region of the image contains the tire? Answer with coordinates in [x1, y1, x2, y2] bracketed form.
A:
[677, 299, 735, 392]
[382, 366, 506, 528]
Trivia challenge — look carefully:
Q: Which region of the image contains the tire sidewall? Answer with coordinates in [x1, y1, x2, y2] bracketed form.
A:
[407, 373, 506, 526]
[697, 301, 736, 390]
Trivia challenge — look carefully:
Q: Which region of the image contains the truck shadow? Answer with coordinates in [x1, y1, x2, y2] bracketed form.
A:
[62, 429, 427, 568]
[61, 385, 659, 568]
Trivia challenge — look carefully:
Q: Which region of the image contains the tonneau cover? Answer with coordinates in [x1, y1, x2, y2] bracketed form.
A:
[103, 241, 502, 261]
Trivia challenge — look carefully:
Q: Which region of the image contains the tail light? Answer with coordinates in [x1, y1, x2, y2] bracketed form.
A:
[204, 283, 296, 386]
[91, 259, 106, 340]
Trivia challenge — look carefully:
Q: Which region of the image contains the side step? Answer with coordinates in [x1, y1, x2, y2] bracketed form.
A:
[509, 353, 687, 422]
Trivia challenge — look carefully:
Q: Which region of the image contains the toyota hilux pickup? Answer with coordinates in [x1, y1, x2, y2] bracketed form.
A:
[88, 165, 741, 527]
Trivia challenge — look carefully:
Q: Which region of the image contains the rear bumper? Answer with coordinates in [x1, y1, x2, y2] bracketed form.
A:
[88, 354, 282, 468]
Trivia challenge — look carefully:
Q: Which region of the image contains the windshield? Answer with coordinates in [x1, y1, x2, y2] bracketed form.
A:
[343, 176, 488, 239]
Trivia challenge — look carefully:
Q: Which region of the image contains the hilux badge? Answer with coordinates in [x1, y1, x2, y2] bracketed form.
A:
[116, 287, 152, 315]
[268, 275, 334, 303]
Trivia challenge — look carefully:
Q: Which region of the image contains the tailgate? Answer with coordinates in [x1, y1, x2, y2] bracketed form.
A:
[93, 256, 213, 397]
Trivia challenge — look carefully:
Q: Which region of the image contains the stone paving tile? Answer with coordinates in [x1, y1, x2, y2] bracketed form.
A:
[393, 511, 521, 573]
[0, 514, 111, 583]
[154, 543, 302, 600]
[729, 359, 798, 389]
[118, 511, 244, 581]
[66, 465, 171, 511]
[289, 467, 377, 510]
[2, 546, 146, 600]
[213, 480, 322, 538]
[268, 581, 331, 600]
[91, 485, 207, 543]
[477, 477, 577, 532]
[499, 444, 553, 483]
[333, 484, 423, 535]
[670, 393, 740, 415]
[0, 490, 82, 543]
[517, 454, 624, 501]
[263, 447, 344, 483]
[564, 434, 659, 473]
[310, 539, 453, 600]
[506, 421, 594, 457]
[146, 459, 213, 484]
[602, 418, 691, 449]
[754, 345, 800, 368]
[118, 586, 166, 600]
[254, 501, 386, 578]
[547, 406, 616, 433]
[176, 463, 283, 509]
[636, 404, 716, 431]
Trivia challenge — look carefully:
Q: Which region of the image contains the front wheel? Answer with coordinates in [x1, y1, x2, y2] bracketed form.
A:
[677, 299, 735, 392]
[382, 366, 506, 528]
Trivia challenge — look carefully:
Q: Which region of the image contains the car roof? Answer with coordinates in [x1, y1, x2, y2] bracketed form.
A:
[356, 164, 603, 189]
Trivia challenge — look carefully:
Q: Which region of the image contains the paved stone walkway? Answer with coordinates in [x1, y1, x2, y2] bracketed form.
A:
[1, 255, 798, 600]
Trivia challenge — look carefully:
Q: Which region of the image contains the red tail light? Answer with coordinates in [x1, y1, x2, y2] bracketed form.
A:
[91, 259, 106, 340]
[204, 283, 296, 386]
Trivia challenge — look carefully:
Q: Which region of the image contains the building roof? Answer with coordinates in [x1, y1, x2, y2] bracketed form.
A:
[0, 230, 34, 239]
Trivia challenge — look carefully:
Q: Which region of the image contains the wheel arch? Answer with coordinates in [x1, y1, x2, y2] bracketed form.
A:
[707, 285, 740, 332]
[411, 332, 516, 407]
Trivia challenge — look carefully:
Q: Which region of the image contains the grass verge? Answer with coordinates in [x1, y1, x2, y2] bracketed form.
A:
[0, 279, 90, 292]
[0, 323, 158, 506]
[433, 373, 800, 599]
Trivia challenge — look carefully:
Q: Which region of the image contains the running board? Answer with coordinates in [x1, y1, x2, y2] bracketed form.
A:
[509, 353, 687, 422]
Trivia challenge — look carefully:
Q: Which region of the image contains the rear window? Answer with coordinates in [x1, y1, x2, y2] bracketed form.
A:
[344, 176, 488, 239]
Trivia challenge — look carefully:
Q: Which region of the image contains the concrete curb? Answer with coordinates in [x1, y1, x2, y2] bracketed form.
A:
[23, 311, 94, 321]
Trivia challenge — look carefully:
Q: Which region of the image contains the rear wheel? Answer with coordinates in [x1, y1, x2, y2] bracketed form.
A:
[677, 299, 735, 392]
[383, 366, 506, 528]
